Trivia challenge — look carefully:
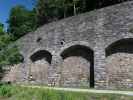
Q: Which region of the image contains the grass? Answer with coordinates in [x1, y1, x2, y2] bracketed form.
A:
[0, 84, 133, 100]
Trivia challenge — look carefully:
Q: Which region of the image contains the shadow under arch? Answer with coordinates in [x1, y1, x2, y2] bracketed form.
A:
[60, 45, 94, 88]
[106, 38, 133, 57]
[30, 50, 52, 64]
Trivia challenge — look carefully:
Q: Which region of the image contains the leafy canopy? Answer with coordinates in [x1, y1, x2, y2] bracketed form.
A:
[8, 5, 37, 40]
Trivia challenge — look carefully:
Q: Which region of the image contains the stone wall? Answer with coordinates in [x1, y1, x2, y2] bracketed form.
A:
[60, 57, 90, 88]
[29, 60, 49, 85]
[2, 64, 22, 83]
[106, 53, 133, 89]
[2, 1, 133, 89]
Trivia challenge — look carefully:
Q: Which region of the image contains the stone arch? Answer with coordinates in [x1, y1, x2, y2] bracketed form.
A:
[105, 38, 133, 88]
[29, 50, 52, 84]
[106, 38, 133, 57]
[60, 45, 94, 88]
[30, 50, 52, 64]
[57, 41, 94, 56]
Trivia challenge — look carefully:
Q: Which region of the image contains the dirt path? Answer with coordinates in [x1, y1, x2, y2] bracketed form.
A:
[21, 85, 133, 96]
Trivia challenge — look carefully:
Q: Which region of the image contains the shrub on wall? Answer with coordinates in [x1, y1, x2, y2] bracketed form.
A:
[0, 45, 23, 67]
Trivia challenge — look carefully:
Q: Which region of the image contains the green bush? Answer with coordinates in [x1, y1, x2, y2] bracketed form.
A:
[0, 45, 23, 67]
[0, 85, 12, 97]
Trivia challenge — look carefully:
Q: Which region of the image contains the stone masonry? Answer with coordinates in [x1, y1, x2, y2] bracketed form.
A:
[2, 1, 133, 89]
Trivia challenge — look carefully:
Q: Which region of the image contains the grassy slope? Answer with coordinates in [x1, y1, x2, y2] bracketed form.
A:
[0, 85, 133, 100]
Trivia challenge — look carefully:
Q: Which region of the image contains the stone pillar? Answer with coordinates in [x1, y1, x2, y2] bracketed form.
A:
[94, 44, 107, 89]
[48, 55, 63, 87]
[94, 11, 108, 89]
[18, 58, 31, 84]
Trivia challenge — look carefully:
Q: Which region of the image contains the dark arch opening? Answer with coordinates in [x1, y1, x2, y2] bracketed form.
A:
[61, 45, 94, 88]
[30, 50, 52, 64]
[106, 38, 133, 56]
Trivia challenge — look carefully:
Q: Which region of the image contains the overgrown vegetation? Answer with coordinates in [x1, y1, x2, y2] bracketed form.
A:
[0, 45, 23, 66]
[0, 85, 132, 100]
[0, 22, 22, 67]
[7, 5, 37, 40]
[0, 23, 23, 73]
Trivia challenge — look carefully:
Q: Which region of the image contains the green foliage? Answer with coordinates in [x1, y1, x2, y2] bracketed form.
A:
[0, 34, 11, 49]
[36, 0, 63, 26]
[0, 85, 12, 97]
[0, 23, 5, 35]
[0, 45, 23, 67]
[0, 23, 23, 68]
[0, 23, 3, 32]
[35, 0, 129, 27]
[35, 0, 98, 26]
[8, 5, 37, 40]
[0, 23, 12, 51]
[0, 24, 11, 67]
[0, 85, 133, 100]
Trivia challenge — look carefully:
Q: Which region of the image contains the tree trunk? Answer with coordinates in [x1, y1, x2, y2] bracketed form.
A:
[74, 2, 76, 15]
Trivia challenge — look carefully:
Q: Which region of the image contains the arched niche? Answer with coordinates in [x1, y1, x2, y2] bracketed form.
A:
[30, 50, 52, 64]
[29, 50, 52, 84]
[106, 38, 133, 57]
[106, 38, 133, 88]
[60, 45, 94, 88]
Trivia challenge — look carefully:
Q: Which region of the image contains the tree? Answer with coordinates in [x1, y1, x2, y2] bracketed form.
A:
[0, 34, 11, 49]
[35, 0, 97, 26]
[0, 23, 11, 49]
[36, 0, 64, 26]
[7, 5, 37, 40]
[0, 45, 23, 66]
[0, 23, 22, 68]
[0, 23, 5, 35]
[35, 0, 48, 26]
